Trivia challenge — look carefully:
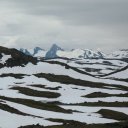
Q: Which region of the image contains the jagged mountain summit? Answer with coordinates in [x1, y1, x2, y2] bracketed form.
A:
[33, 47, 46, 58]
[20, 47, 47, 58]
[33, 47, 43, 55]
[45, 44, 64, 59]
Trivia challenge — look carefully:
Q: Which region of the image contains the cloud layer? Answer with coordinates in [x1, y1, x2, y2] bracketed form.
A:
[0, 0, 128, 52]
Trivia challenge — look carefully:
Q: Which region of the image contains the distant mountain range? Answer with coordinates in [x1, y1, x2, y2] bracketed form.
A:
[19, 44, 128, 59]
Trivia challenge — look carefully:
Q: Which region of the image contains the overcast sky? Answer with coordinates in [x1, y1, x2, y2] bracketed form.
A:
[0, 0, 128, 52]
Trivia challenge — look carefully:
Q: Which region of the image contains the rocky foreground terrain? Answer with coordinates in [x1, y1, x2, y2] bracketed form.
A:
[0, 45, 128, 128]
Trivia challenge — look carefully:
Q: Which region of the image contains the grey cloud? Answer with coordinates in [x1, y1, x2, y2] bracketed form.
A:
[2, 0, 128, 25]
[0, 0, 128, 52]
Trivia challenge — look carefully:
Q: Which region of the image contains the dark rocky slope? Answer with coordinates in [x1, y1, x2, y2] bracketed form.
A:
[0, 46, 37, 68]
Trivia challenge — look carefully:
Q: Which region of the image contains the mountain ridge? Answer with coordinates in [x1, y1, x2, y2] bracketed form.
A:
[19, 44, 128, 59]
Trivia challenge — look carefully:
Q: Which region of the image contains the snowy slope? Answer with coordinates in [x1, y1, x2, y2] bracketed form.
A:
[0, 54, 11, 64]
[106, 67, 128, 79]
[0, 61, 128, 128]
[57, 49, 105, 59]
[47, 58, 127, 76]
[107, 49, 128, 59]
[34, 50, 47, 58]
[0, 46, 128, 128]
[0, 46, 37, 68]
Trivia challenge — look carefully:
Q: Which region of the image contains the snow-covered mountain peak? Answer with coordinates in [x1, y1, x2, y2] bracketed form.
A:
[20, 48, 32, 56]
[45, 44, 64, 59]
[50, 44, 64, 51]
[34, 47, 43, 53]
[33, 47, 45, 56]
[20, 47, 46, 58]
[56, 48, 105, 59]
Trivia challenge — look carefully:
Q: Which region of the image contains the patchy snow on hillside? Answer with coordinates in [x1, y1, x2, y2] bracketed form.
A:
[107, 50, 128, 59]
[0, 54, 128, 128]
[0, 61, 128, 87]
[107, 68, 128, 79]
[0, 54, 11, 64]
